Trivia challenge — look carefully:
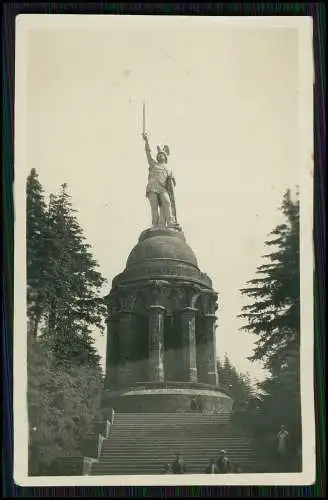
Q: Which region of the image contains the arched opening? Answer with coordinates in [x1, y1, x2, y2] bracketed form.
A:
[163, 312, 183, 381]
[134, 292, 149, 381]
[194, 295, 207, 383]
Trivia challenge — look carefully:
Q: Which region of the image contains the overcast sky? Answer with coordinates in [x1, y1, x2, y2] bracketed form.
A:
[23, 16, 309, 382]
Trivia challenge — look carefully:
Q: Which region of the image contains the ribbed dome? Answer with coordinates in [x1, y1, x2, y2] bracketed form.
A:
[126, 229, 198, 268]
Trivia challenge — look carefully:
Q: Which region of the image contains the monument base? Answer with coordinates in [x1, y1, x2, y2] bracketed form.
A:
[102, 382, 233, 414]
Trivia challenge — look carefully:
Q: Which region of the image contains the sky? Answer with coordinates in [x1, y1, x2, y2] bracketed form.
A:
[23, 17, 305, 383]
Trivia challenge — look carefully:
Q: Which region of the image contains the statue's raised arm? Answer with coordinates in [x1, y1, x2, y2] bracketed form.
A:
[142, 132, 155, 169]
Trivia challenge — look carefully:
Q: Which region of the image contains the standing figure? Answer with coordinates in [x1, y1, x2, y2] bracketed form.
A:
[216, 450, 231, 473]
[171, 452, 186, 474]
[142, 132, 177, 229]
[163, 463, 172, 474]
[205, 457, 219, 474]
[276, 425, 290, 467]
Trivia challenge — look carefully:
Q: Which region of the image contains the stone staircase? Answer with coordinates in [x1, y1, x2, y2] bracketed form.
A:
[90, 412, 267, 475]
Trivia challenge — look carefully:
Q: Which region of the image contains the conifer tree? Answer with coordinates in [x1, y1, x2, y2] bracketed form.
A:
[238, 189, 300, 373]
[238, 189, 301, 441]
[26, 172, 106, 367]
[26, 168, 49, 337]
[217, 355, 253, 404]
[42, 183, 106, 368]
[27, 173, 107, 474]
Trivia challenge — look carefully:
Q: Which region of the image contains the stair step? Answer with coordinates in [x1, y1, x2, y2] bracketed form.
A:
[102, 444, 252, 450]
[103, 442, 251, 448]
[100, 449, 256, 456]
[114, 417, 231, 419]
[91, 467, 265, 474]
[90, 413, 268, 475]
[108, 434, 242, 438]
[105, 438, 249, 442]
[104, 438, 249, 442]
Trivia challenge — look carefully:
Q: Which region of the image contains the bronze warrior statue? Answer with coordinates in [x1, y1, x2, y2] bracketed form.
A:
[142, 131, 178, 229]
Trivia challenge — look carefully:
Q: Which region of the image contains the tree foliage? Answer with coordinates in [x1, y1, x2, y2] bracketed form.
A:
[238, 189, 301, 452]
[26, 172, 106, 367]
[239, 189, 300, 374]
[26, 168, 49, 337]
[26, 170, 107, 474]
[217, 355, 254, 405]
[43, 183, 106, 366]
[28, 338, 103, 475]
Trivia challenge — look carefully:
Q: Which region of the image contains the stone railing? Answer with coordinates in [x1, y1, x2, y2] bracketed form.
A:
[83, 418, 112, 475]
[106, 419, 111, 438]
[83, 456, 97, 476]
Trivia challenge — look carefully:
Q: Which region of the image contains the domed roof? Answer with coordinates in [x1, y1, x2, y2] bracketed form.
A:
[126, 229, 198, 268]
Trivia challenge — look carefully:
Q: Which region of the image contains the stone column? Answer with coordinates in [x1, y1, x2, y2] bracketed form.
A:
[180, 307, 198, 382]
[117, 311, 136, 386]
[203, 313, 219, 385]
[148, 305, 165, 381]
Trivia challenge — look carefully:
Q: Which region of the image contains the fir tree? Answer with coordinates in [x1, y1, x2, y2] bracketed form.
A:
[217, 355, 253, 405]
[42, 183, 106, 367]
[26, 172, 106, 367]
[27, 174, 107, 474]
[238, 189, 300, 374]
[26, 168, 49, 338]
[238, 189, 301, 446]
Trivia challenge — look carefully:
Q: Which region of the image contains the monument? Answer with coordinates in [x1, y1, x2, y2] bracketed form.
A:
[102, 107, 233, 414]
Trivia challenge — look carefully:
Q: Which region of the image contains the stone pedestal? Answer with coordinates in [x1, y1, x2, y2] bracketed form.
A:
[203, 314, 218, 385]
[180, 307, 198, 382]
[103, 383, 234, 414]
[148, 305, 165, 381]
[103, 227, 228, 415]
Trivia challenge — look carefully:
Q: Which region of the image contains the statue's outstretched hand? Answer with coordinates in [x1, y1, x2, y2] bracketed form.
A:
[142, 132, 148, 141]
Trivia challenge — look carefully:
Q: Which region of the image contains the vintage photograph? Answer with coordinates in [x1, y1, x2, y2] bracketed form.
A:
[14, 15, 314, 486]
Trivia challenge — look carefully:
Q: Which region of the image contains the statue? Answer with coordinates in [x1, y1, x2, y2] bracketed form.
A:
[141, 102, 180, 229]
[141, 102, 180, 230]
[142, 131, 179, 229]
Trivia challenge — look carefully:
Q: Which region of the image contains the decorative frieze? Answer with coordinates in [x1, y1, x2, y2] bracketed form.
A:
[144, 280, 171, 308]
[112, 261, 212, 289]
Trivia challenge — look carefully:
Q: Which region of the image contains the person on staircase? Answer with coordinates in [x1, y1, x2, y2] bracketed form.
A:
[171, 453, 186, 474]
[295, 447, 302, 471]
[163, 463, 172, 474]
[276, 425, 290, 470]
[231, 462, 242, 473]
[205, 457, 219, 474]
[216, 450, 232, 473]
[110, 408, 115, 425]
